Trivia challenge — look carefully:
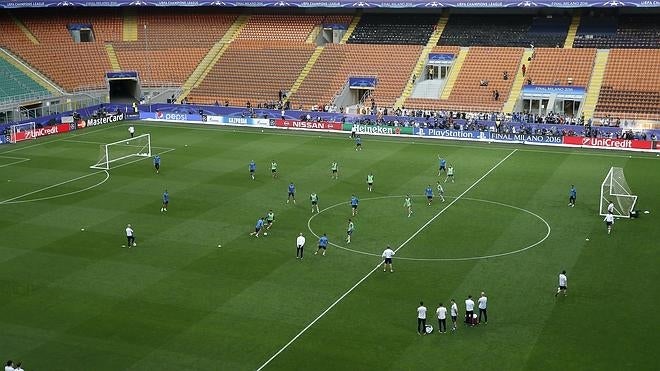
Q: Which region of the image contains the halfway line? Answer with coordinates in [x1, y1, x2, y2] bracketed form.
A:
[256, 148, 518, 370]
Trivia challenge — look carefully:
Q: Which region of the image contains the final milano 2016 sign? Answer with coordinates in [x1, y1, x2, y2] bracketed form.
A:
[1, 1, 658, 9]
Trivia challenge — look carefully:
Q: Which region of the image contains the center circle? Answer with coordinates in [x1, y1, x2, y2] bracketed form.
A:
[307, 195, 551, 261]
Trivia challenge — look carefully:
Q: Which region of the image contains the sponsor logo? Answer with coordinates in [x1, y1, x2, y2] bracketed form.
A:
[83, 113, 125, 128]
[275, 119, 343, 131]
[354, 124, 394, 135]
[13, 123, 70, 142]
[164, 113, 188, 121]
[563, 136, 653, 150]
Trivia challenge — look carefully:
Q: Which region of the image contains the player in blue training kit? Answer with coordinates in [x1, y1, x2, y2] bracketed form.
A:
[315, 233, 329, 256]
[153, 155, 161, 174]
[355, 136, 362, 151]
[425, 185, 434, 206]
[568, 185, 576, 207]
[250, 217, 265, 237]
[161, 190, 169, 212]
[438, 156, 447, 176]
[287, 182, 296, 204]
[249, 160, 256, 180]
[350, 194, 359, 216]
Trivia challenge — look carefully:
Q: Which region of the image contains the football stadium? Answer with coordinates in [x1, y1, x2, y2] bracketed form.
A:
[1, 1, 659, 370]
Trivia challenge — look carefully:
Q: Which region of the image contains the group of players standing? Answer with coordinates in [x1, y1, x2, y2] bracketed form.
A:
[245, 146, 458, 265]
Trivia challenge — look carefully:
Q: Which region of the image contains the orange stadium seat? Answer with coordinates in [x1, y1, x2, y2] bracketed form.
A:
[291, 44, 422, 110]
[525, 48, 596, 87]
[407, 47, 523, 112]
[188, 40, 316, 105]
[594, 49, 660, 120]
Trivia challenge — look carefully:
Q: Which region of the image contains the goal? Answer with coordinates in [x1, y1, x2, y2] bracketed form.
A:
[599, 167, 637, 218]
[9, 122, 36, 143]
[90, 133, 151, 170]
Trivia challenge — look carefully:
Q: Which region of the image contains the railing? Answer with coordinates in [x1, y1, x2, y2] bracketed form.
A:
[0, 90, 53, 105]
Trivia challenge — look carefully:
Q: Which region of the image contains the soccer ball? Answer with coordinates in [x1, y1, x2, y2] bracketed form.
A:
[264, 232, 268, 236]
[133, 243, 137, 247]
[425, 324, 434, 334]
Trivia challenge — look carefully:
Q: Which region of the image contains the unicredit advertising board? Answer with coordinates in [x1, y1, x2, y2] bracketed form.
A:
[11, 123, 72, 142]
[563, 136, 655, 150]
[275, 119, 343, 131]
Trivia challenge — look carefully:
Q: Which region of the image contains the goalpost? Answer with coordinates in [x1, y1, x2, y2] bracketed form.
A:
[9, 122, 36, 143]
[599, 167, 637, 218]
[90, 133, 151, 170]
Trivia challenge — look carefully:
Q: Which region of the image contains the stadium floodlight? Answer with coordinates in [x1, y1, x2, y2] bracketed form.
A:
[90, 133, 151, 170]
[599, 167, 637, 218]
[9, 122, 36, 143]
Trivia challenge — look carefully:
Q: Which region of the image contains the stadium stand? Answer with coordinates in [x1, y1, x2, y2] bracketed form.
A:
[438, 14, 570, 48]
[236, 14, 323, 41]
[525, 48, 596, 87]
[187, 40, 316, 106]
[573, 13, 660, 49]
[0, 10, 120, 90]
[347, 14, 439, 45]
[0, 57, 48, 101]
[405, 47, 523, 112]
[290, 43, 422, 110]
[112, 10, 237, 85]
[594, 49, 660, 120]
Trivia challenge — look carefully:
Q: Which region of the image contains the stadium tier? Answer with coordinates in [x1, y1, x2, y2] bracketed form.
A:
[188, 40, 316, 106]
[347, 14, 439, 45]
[525, 48, 596, 87]
[574, 13, 660, 49]
[594, 49, 660, 120]
[0, 56, 48, 101]
[112, 10, 237, 85]
[438, 14, 571, 48]
[406, 47, 523, 111]
[0, 8, 659, 121]
[290, 43, 422, 110]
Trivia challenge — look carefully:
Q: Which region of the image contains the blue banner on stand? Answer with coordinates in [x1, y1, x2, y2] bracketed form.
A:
[349, 77, 377, 90]
[522, 85, 586, 99]
[428, 53, 455, 65]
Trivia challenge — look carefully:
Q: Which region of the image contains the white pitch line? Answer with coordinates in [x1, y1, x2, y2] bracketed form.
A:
[256, 149, 518, 370]
[62, 139, 173, 150]
[0, 123, 120, 155]
[140, 122, 660, 160]
[307, 195, 551, 261]
[0, 157, 30, 168]
[0, 148, 175, 205]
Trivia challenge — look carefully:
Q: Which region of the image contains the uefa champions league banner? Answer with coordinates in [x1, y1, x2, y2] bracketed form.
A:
[2, 0, 657, 9]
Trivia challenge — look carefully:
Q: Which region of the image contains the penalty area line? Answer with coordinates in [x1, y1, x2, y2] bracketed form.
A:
[256, 148, 518, 370]
[0, 148, 175, 205]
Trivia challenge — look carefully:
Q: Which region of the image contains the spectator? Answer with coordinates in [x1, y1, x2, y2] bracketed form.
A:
[503, 71, 509, 80]
[521, 64, 526, 76]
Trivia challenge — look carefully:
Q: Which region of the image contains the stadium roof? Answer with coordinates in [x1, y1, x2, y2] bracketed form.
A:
[1, 0, 659, 10]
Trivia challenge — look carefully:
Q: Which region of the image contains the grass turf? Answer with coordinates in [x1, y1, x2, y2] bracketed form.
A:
[0, 122, 658, 370]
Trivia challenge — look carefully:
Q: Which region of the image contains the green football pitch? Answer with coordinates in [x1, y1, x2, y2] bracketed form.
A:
[1, 122, 658, 370]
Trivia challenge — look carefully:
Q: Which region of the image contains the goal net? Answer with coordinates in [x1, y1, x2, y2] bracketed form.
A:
[90, 133, 151, 170]
[599, 167, 637, 218]
[9, 122, 36, 143]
